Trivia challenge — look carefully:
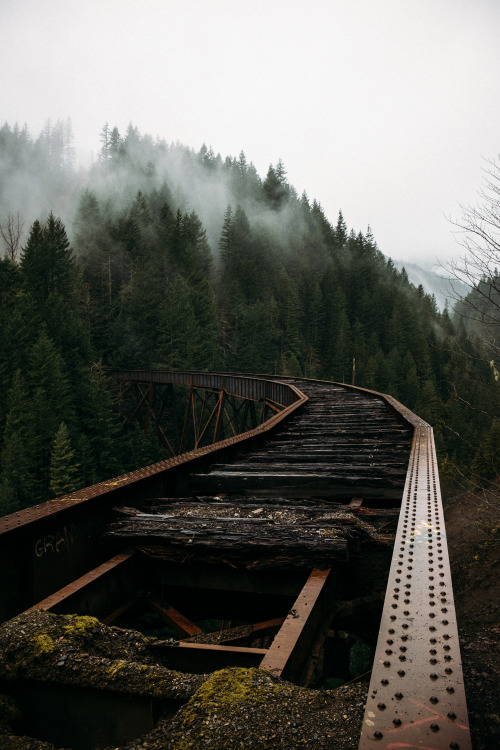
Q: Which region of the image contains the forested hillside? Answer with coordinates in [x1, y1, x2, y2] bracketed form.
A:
[0, 120, 498, 514]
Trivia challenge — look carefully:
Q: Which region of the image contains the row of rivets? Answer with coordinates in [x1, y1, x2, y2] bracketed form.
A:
[361, 426, 470, 749]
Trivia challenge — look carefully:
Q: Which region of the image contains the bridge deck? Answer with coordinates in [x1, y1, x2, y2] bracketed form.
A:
[0, 373, 471, 750]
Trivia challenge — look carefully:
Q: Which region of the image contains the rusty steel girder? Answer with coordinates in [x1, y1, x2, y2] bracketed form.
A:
[0, 371, 472, 750]
[358, 425, 471, 750]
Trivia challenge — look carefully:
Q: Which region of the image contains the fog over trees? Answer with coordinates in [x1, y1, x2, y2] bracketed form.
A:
[0, 120, 498, 513]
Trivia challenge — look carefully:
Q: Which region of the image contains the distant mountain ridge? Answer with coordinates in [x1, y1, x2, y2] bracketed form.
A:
[393, 260, 468, 311]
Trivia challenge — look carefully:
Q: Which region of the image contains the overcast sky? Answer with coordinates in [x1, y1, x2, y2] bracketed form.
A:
[1, 0, 499, 264]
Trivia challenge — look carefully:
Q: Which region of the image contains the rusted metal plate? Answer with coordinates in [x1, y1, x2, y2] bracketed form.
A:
[149, 596, 202, 637]
[260, 568, 334, 685]
[359, 426, 471, 750]
[24, 552, 138, 620]
[149, 641, 268, 672]
[111, 369, 305, 408]
[0, 375, 307, 536]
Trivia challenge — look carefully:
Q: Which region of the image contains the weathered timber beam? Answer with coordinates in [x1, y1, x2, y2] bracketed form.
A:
[141, 500, 400, 518]
[148, 596, 202, 637]
[260, 568, 336, 685]
[105, 516, 349, 570]
[188, 473, 405, 499]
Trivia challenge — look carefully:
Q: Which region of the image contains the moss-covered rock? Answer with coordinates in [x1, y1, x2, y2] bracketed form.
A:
[149, 667, 367, 750]
[0, 611, 206, 700]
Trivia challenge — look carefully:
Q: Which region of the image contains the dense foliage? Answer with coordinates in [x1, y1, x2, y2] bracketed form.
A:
[0, 121, 498, 513]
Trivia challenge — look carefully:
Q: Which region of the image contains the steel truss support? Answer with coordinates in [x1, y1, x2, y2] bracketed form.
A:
[260, 568, 336, 686]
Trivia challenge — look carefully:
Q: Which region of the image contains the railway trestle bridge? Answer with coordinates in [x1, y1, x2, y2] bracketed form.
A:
[0, 371, 471, 750]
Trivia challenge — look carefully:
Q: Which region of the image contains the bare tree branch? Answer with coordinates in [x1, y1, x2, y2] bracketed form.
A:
[0, 212, 24, 261]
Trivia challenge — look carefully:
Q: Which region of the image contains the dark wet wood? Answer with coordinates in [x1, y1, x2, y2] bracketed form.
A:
[109, 380, 412, 567]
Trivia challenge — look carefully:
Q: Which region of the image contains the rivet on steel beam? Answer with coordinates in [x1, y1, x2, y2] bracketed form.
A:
[374, 731, 383, 739]
[430, 724, 440, 732]
[395, 692, 403, 700]
[448, 712, 457, 720]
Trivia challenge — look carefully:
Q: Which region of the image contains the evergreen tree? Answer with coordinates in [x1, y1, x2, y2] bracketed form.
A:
[28, 329, 75, 502]
[49, 421, 81, 498]
[471, 418, 500, 484]
[0, 370, 36, 513]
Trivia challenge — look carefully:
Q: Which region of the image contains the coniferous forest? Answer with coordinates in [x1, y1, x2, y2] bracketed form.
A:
[0, 120, 499, 514]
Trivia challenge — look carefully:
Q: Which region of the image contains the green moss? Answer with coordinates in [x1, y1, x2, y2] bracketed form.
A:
[62, 615, 100, 637]
[321, 528, 339, 538]
[14, 633, 55, 671]
[29, 633, 55, 658]
[145, 668, 182, 697]
[107, 660, 127, 677]
[194, 668, 271, 708]
[170, 668, 288, 749]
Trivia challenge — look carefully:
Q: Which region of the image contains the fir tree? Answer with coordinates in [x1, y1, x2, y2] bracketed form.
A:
[49, 422, 80, 498]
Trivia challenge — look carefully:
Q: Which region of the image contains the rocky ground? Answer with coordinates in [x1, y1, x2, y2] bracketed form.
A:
[443, 482, 500, 750]
[0, 484, 498, 750]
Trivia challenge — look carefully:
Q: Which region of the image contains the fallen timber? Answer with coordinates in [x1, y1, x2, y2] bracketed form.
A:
[0, 371, 471, 750]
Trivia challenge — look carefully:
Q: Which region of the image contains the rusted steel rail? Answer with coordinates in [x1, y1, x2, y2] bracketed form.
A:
[358, 424, 471, 750]
[0, 371, 471, 750]
[0, 373, 306, 622]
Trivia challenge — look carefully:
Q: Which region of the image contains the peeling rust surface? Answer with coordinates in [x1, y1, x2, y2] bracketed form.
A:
[0, 374, 307, 536]
[0, 372, 472, 749]
[359, 426, 471, 750]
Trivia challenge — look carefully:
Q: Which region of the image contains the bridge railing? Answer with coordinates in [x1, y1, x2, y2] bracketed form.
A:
[0, 372, 307, 622]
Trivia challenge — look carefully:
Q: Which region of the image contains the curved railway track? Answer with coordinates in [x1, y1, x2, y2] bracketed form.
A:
[0, 371, 471, 750]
